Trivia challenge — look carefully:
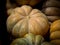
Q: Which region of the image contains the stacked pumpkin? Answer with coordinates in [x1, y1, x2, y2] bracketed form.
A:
[42, 0, 60, 23]
[6, 5, 53, 45]
[10, 33, 54, 45]
[50, 20, 60, 45]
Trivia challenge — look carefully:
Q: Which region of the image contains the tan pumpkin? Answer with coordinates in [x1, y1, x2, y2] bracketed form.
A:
[50, 20, 60, 33]
[15, 0, 40, 6]
[6, 5, 49, 37]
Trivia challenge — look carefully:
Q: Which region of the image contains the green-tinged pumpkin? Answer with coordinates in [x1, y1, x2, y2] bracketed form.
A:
[10, 33, 44, 45]
[50, 20, 60, 33]
[41, 42, 54, 45]
[15, 0, 40, 6]
[50, 39, 60, 45]
[6, 5, 49, 37]
[42, 7, 60, 16]
[47, 16, 60, 22]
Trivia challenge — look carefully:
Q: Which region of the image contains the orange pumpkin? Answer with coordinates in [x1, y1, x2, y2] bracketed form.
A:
[6, 5, 49, 37]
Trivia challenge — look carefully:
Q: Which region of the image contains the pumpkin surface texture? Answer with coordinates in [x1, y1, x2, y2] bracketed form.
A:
[6, 5, 49, 37]
[10, 33, 44, 45]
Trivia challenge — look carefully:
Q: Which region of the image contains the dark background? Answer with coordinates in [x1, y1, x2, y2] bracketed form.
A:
[0, 0, 47, 45]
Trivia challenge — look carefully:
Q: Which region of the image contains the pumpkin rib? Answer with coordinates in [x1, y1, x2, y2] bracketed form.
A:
[29, 9, 41, 15]
[10, 38, 28, 45]
[7, 14, 24, 33]
[50, 31, 60, 40]
[29, 18, 43, 35]
[21, 5, 32, 15]
[14, 7, 26, 16]
[12, 19, 26, 37]
[50, 20, 60, 33]
[18, 18, 29, 37]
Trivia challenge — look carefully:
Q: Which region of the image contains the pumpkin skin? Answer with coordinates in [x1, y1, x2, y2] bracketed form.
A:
[50, 20, 60, 33]
[47, 16, 60, 22]
[15, 0, 40, 6]
[10, 33, 44, 45]
[43, 0, 60, 8]
[50, 40, 60, 45]
[50, 31, 60, 40]
[6, 5, 49, 37]
[42, 7, 60, 16]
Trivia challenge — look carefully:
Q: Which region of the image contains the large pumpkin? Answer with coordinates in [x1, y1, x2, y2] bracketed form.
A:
[6, 5, 49, 37]
[10, 33, 44, 45]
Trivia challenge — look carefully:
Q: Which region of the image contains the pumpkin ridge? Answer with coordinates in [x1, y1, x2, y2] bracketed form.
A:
[21, 5, 32, 16]
[33, 17, 49, 35]
[29, 18, 43, 35]
[18, 19, 29, 37]
[6, 14, 24, 33]
[12, 19, 25, 37]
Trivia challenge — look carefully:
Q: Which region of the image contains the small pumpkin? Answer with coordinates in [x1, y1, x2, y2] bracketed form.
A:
[15, 0, 41, 6]
[10, 33, 44, 45]
[47, 16, 60, 22]
[50, 39, 60, 45]
[6, 5, 49, 37]
[42, 7, 60, 16]
[50, 20, 60, 33]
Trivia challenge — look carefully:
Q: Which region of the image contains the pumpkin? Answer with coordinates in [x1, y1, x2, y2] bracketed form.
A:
[47, 16, 60, 22]
[50, 20, 60, 33]
[10, 33, 44, 45]
[15, 0, 40, 6]
[43, 0, 60, 8]
[42, 7, 60, 16]
[6, 5, 49, 37]
[41, 42, 54, 45]
[50, 31, 60, 40]
[50, 39, 60, 45]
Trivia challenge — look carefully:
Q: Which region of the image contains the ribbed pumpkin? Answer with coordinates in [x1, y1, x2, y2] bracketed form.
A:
[6, 5, 49, 37]
[10, 33, 44, 45]
[50, 20, 60, 33]
[15, 0, 40, 6]
[50, 20, 60, 45]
